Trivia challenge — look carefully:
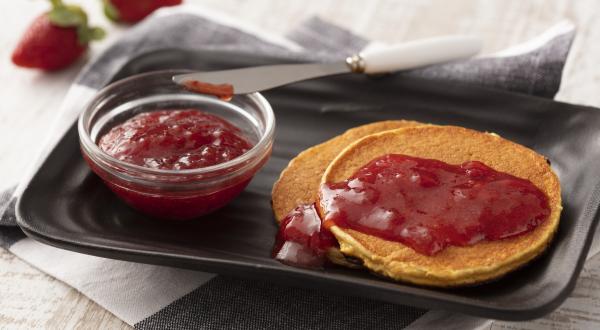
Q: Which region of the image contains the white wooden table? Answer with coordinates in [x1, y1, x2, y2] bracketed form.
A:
[1, 0, 599, 328]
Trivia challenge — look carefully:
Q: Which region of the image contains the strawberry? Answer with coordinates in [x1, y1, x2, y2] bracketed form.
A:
[103, 0, 183, 23]
[11, 0, 105, 71]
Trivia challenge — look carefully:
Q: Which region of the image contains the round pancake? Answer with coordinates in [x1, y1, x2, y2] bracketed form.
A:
[271, 120, 424, 221]
[320, 126, 562, 287]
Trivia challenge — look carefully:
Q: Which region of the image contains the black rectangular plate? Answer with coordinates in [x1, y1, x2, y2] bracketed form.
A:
[16, 49, 600, 320]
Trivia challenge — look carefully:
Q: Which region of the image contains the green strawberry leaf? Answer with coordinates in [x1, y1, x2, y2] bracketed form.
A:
[77, 25, 106, 44]
[103, 0, 120, 22]
[89, 27, 107, 41]
[49, 0, 64, 7]
[48, 5, 87, 27]
[48, 0, 105, 45]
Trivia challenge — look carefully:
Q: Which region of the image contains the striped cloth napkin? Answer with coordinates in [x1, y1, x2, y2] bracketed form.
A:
[0, 5, 578, 329]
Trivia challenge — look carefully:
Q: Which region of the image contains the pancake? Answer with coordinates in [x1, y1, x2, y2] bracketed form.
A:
[272, 120, 424, 222]
[319, 125, 562, 287]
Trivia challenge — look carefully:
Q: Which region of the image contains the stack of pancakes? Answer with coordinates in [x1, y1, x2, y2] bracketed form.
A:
[272, 121, 561, 287]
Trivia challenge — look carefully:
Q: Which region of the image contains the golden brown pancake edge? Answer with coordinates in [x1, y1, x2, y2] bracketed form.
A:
[271, 120, 425, 222]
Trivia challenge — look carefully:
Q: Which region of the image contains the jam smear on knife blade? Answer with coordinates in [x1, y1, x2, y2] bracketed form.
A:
[183, 80, 234, 101]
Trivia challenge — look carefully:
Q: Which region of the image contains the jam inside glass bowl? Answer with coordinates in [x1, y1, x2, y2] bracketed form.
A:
[78, 70, 275, 220]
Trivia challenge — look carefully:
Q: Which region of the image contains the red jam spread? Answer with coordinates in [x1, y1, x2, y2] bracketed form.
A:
[92, 109, 255, 220]
[183, 80, 234, 101]
[272, 204, 337, 268]
[272, 154, 551, 267]
[98, 110, 252, 170]
[320, 154, 550, 255]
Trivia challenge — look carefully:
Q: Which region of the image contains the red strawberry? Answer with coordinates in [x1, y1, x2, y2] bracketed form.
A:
[104, 0, 183, 23]
[11, 0, 105, 71]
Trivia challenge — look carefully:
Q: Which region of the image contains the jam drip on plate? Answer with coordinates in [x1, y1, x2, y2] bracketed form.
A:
[98, 109, 252, 170]
[320, 154, 551, 255]
[273, 203, 337, 268]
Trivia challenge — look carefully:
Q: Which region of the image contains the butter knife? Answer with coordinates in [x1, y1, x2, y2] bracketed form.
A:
[172, 35, 482, 95]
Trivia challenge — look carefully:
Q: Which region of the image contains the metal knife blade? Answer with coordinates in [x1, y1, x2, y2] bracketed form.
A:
[172, 62, 350, 95]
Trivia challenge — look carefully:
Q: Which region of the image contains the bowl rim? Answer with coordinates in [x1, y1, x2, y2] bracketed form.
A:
[78, 69, 275, 178]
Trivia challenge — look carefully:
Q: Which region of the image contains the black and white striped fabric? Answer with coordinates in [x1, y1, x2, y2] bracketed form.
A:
[0, 5, 576, 329]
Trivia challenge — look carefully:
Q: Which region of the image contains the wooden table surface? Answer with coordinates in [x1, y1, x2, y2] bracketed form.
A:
[1, 0, 599, 328]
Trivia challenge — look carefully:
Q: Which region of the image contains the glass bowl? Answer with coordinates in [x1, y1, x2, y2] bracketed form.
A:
[78, 70, 275, 220]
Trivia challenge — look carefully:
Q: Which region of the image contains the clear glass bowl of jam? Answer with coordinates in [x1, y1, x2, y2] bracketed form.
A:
[78, 70, 275, 220]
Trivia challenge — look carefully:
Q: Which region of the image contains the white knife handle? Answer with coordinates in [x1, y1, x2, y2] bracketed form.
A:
[353, 35, 482, 74]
